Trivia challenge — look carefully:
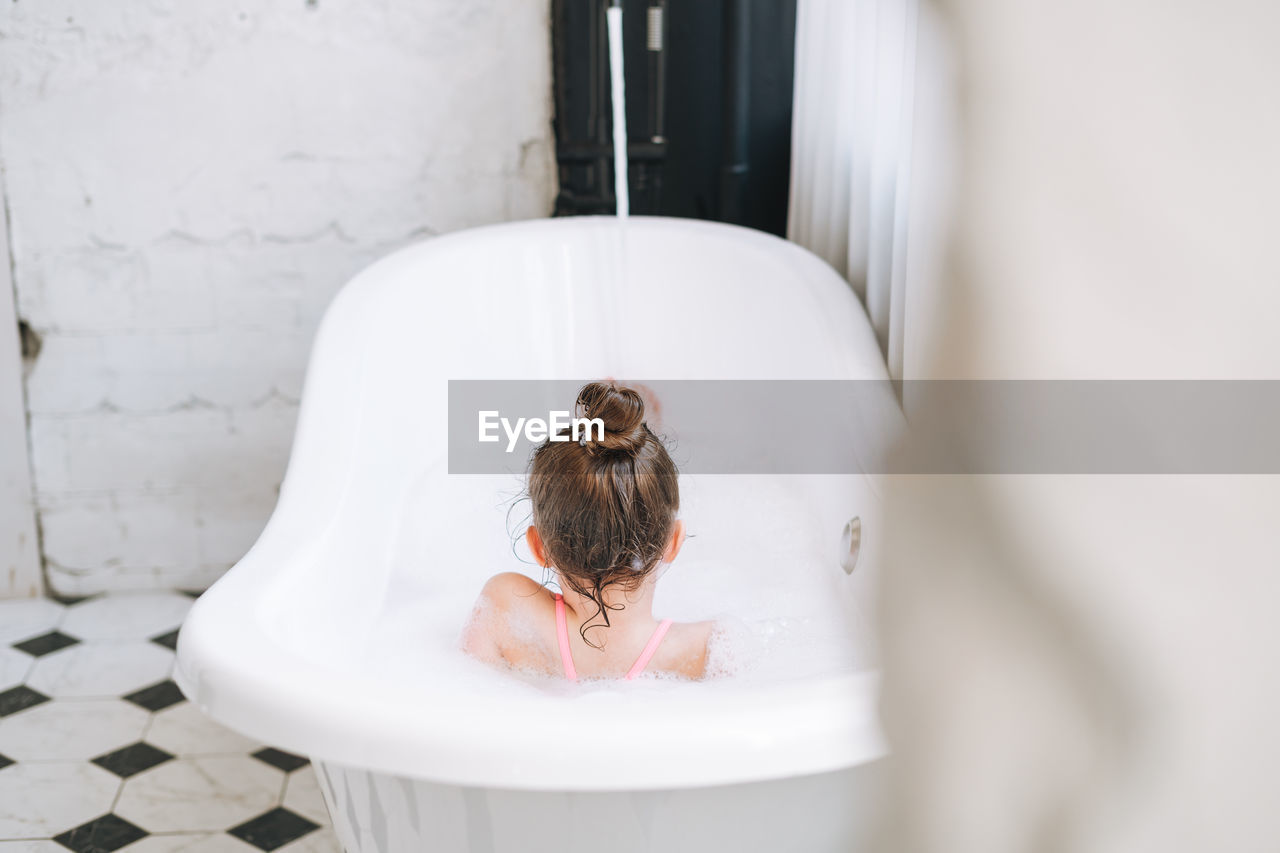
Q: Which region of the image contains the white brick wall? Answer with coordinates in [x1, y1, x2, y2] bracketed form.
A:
[0, 0, 556, 595]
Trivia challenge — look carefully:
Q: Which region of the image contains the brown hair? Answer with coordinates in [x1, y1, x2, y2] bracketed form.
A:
[528, 381, 680, 647]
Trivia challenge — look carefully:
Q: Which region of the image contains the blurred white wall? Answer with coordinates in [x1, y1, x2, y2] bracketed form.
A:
[0, 0, 556, 596]
[881, 1, 1280, 850]
[913, 0, 1280, 382]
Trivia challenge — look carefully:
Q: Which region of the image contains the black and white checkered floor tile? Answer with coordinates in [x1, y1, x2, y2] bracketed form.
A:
[0, 593, 339, 852]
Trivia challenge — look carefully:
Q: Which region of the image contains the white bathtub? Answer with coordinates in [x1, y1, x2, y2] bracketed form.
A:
[175, 216, 892, 853]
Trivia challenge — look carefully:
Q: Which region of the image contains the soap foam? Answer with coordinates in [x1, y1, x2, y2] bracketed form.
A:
[332, 473, 879, 698]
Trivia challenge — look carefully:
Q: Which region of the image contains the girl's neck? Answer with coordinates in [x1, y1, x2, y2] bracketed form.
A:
[557, 576, 658, 628]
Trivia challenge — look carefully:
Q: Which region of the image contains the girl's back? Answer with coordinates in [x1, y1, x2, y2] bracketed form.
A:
[461, 382, 712, 681]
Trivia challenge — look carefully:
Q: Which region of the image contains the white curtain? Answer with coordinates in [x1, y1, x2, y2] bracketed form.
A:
[787, 0, 921, 381]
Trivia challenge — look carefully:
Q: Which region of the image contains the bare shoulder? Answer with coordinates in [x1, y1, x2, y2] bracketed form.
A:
[678, 619, 717, 645]
[461, 572, 549, 666]
[663, 619, 718, 679]
[478, 571, 547, 608]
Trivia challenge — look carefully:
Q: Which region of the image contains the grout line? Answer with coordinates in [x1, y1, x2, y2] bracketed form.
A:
[112, 709, 152, 812]
[139, 708, 157, 739]
[20, 652, 37, 684]
[108, 774, 125, 812]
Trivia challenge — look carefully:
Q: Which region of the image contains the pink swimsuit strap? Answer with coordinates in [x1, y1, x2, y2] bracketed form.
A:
[624, 617, 674, 680]
[554, 593, 673, 682]
[554, 592, 578, 681]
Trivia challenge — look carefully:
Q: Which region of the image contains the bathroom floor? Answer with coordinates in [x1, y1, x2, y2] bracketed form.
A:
[0, 593, 340, 853]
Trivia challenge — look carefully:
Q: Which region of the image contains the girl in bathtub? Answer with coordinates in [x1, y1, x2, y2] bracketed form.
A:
[462, 381, 714, 680]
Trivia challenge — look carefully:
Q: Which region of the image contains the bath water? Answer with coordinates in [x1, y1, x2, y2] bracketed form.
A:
[355, 472, 880, 701]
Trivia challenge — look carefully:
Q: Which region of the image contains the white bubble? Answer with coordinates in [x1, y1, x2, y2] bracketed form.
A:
[331, 472, 879, 701]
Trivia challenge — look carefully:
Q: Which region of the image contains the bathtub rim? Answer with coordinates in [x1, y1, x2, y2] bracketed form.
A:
[176, 577, 887, 792]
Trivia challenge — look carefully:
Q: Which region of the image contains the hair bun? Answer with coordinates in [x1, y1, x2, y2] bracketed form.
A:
[574, 381, 647, 454]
